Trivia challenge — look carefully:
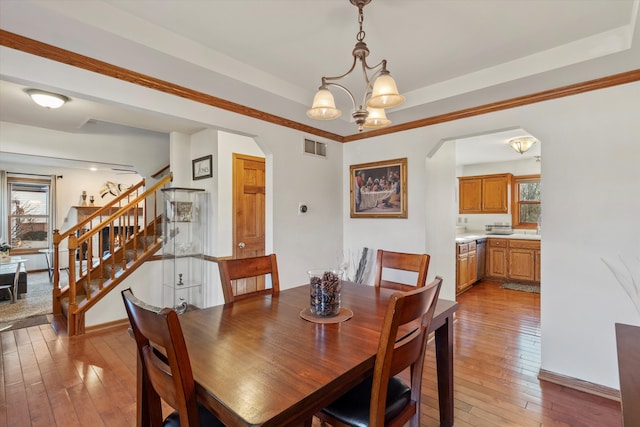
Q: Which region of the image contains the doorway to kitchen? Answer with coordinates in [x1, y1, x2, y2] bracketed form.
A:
[452, 127, 542, 301]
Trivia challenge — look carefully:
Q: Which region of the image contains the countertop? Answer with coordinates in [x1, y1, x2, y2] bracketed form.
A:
[455, 232, 541, 243]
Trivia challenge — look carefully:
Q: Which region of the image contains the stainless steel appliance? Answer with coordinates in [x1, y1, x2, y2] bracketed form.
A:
[476, 238, 486, 280]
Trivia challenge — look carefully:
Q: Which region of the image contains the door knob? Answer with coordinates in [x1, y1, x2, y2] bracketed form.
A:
[238, 242, 245, 248]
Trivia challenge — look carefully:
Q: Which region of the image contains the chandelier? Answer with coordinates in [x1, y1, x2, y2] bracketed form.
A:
[508, 136, 537, 154]
[306, 0, 404, 132]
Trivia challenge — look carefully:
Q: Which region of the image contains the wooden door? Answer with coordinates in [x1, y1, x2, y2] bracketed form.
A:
[232, 154, 266, 296]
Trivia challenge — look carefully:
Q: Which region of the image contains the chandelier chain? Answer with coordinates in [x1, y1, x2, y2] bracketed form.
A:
[357, 5, 365, 42]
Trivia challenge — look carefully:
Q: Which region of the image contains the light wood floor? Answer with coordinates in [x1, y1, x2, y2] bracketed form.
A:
[0, 280, 621, 426]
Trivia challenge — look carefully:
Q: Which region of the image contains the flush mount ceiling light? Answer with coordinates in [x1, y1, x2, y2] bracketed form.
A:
[26, 89, 69, 109]
[307, 0, 404, 132]
[508, 136, 537, 154]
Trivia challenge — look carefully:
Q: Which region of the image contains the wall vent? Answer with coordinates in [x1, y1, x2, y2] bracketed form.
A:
[304, 138, 327, 158]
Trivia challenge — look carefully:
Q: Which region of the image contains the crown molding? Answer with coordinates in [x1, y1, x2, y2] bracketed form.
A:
[2, 29, 639, 144]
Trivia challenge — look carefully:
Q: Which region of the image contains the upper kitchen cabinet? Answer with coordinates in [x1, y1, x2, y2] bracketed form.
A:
[459, 173, 512, 214]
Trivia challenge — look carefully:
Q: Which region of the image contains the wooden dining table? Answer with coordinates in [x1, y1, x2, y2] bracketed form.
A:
[148, 282, 458, 427]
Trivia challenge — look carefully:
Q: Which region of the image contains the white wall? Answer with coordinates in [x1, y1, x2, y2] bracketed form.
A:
[537, 83, 640, 388]
[1, 46, 345, 297]
[0, 121, 169, 178]
[342, 130, 457, 301]
[86, 260, 161, 327]
[343, 81, 640, 389]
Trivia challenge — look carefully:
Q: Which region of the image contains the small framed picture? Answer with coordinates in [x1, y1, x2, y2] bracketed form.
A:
[175, 202, 193, 222]
[192, 155, 213, 180]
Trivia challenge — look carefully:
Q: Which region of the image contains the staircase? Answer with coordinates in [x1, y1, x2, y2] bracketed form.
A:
[51, 174, 173, 336]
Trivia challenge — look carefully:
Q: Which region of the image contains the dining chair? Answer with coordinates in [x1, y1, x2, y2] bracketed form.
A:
[121, 288, 223, 427]
[316, 276, 443, 427]
[218, 253, 280, 303]
[373, 249, 430, 291]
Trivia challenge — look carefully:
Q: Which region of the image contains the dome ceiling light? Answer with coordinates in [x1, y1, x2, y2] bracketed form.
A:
[508, 136, 537, 154]
[26, 89, 69, 109]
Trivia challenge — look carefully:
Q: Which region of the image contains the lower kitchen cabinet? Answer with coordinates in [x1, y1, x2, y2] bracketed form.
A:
[487, 239, 508, 279]
[456, 241, 477, 294]
[509, 248, 536, 281]
[486, 238, 540, 283]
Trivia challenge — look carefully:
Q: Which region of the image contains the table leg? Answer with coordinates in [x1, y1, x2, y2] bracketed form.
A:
[43, 252, 53, 282]
[434, 313, 454, 427]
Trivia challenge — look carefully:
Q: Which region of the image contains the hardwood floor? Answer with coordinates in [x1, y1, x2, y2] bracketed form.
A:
[421, 280, 621, 426]
[0, 280, 621, 426]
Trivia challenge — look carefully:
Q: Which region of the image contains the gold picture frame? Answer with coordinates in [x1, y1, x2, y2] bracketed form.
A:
[350, 157, 407, 218]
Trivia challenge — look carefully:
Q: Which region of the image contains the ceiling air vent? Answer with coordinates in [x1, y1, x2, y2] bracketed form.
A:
[304, 138, 327, 158]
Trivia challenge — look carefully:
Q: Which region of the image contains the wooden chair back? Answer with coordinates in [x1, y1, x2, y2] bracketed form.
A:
[218, 254, 280, 303]
[122, 288, 202, 427]
[371, 276, 442, 426]
[373, 249, 430, 291]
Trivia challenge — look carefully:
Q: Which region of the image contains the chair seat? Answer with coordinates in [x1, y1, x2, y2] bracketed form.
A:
[321, 377, 411, 427]
[163, 403, 224, 427]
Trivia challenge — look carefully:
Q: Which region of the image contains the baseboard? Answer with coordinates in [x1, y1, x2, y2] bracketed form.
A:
[84, 318, 130, 334]
[538, 368, 621, 401]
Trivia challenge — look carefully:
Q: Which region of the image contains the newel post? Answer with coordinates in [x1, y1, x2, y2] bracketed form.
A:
[67, 234, 79, 335]
[52, 229, 62, 314]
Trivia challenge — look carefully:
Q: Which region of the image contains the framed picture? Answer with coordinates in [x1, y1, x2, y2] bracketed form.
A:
[192, 155, 213, 180]
[350, 157, 407, 218]
[171, 202, 193, 222]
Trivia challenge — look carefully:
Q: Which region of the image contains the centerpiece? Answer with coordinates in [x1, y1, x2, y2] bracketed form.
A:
[308, 269, 342, 317]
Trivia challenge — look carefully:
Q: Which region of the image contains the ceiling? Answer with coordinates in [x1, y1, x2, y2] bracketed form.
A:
[0, 0, 638, 166]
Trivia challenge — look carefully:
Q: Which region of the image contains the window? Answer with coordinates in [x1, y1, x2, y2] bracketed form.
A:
[512, 175, 541, 229]
[7, 177, 51, 252]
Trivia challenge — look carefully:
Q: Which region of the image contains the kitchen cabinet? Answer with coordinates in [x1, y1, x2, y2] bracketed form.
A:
[458, 173, 511, 214]
[487, 239, 508, 279]
[486, 238, 540, 283]
[456, 241, 477, 294]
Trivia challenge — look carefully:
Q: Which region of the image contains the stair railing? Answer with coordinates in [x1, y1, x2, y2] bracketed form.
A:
[52, 173, 173, 334]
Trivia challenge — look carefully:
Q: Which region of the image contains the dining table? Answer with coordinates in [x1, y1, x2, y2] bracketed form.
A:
[139, 281, 458, 427]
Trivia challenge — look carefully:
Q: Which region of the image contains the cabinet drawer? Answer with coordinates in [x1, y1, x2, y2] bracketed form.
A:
[488, 239, 507, 248]
[467, 241, 477, 252]
[509, 239, 540, 250]
[457, 243, 469, 254]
